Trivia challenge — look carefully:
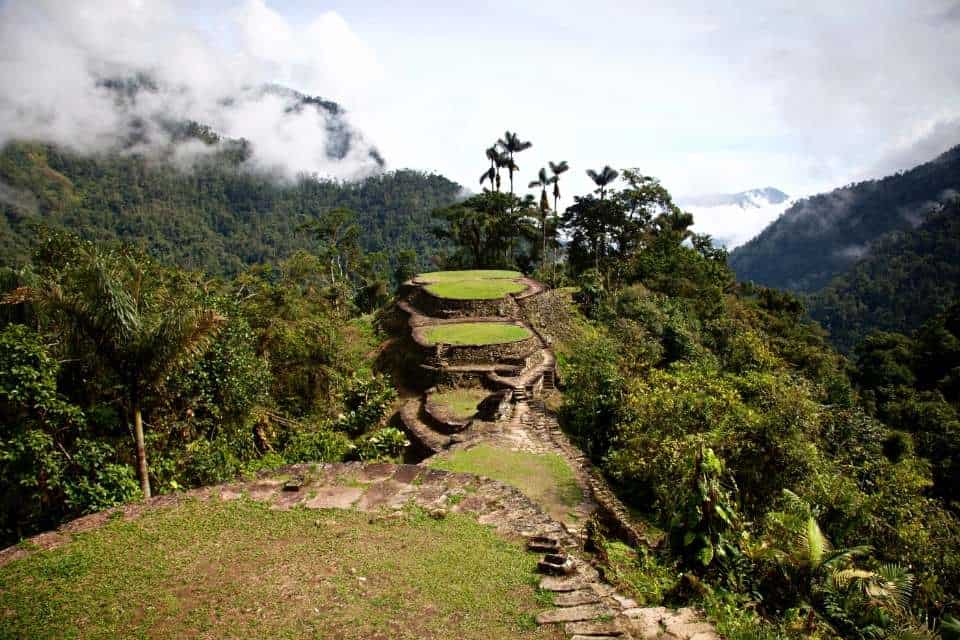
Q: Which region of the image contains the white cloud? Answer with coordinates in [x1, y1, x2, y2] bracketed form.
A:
[0, 0, 384, 180]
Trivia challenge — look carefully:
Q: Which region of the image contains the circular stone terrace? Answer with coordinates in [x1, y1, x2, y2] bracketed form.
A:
[420, 321, 532, 346]
[414, 270, 526, 300]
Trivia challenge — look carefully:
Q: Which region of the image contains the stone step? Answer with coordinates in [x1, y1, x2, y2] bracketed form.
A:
[554, 590, 601, 606]
[535, 604, 613, 624]
[539, 576, 592, 592]
[565, 620, 624, 636]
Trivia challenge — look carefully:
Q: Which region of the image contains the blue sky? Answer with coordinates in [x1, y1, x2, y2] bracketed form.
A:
[2, 0, 959, 202]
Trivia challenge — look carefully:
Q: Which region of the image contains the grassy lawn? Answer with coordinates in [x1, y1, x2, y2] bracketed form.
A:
[417, 270, 526, 300]
[429, 445, 583, 522]
[423, 322, 532, 345]
[417, 270, 521, 282]
[430, 388, 491, 419]
[425, 279, 526, 300]
[0, 499, 562, 640]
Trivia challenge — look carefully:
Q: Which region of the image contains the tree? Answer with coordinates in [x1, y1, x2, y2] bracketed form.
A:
[432, 191, 537, 268]
[586, 165, 619, 200]
[4, 243, 224, 498]
[301, 207, 362, 286]
[528, 167, 552, 263]
[497, 131, 532, 196]
[549, 160, 570, 214]
[479, 146, 506, 192]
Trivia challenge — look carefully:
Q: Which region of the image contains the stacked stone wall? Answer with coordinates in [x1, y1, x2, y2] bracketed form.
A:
[409, 286, 521, 319]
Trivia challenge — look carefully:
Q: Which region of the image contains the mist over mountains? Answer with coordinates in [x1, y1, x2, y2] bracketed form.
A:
[678, 187, 793, 248]
[729, 144, 960, 292]
[0, 1, 384, 181]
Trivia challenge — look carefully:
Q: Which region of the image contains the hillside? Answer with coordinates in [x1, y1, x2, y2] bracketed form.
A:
[729, 144, 960, 291]
[0, 141, 459, 274]
[809, 199, 960, 351]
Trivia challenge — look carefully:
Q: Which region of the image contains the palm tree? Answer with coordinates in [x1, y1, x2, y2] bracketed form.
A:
[548, 160, 570, 213]
[528, 167, 552, 262]
[586, 165, 619, 200]
[497, 131, 532, 196]
[6, 248, 224, 498]
[479, 146, 504, 192]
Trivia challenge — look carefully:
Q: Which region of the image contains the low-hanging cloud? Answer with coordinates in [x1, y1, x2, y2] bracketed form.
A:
[0, 0, 385, 180]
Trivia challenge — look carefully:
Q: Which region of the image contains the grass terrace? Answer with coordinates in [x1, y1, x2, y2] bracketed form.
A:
[416, 270, 526, 300]
[423, 322, 532, 346]
[416, 270, 522, 282]
[430, 445, 583, 523]
[0, 499, 562, 640]
[430, 388, 491, 420]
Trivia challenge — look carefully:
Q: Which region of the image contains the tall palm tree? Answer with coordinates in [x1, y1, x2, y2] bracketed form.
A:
[497, 131, 532, 196]
[586, 165, 619, 200]
[528, 167, 551, 261]
[548, 160, 569, 213]
[6, 250, 224, 498]
[479, 146, 504, 192]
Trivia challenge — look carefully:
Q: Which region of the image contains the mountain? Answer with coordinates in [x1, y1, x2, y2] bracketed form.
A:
[93, 75, 385, 179]
[0, 140, 458, 275]
[808, 198, 960, 351]
[678, 187, 792, 248]
[728, 144, 960, 291]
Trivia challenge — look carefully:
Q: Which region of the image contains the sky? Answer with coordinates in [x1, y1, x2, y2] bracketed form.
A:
[1, 0, 959, 208]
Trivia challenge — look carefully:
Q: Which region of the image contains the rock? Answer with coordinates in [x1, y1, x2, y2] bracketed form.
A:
[611, 593, 638, 609]
[303, 487, 363, 509]
[565, 620, 624, 636]
[554, 589, 601, 606]
[526, 535, 561, 553]
[429, 508, 447, 519]
[539, 576, 592, 592]
[538, 553, 575, 575]
[535, 603, 613, 624]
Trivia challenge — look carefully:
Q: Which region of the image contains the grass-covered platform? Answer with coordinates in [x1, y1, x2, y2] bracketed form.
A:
[416, 270, 526, 300]
[429, 388, 490, 420]
[430, 445, 583, 523]
[0, 498, 561, 640]
[423, 322, 532, 345]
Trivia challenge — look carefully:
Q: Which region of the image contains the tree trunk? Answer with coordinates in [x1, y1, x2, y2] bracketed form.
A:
[133, 405, 152, 499]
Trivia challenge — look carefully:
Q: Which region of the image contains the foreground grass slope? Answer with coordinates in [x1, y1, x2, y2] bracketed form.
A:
[0, 499, 561, 640]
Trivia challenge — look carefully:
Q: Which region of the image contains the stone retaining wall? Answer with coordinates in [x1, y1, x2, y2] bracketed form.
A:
[439, 334, 541, 365]
[409, 287, 521, 319]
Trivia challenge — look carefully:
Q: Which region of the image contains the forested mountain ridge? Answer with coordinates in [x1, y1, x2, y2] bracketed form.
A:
[0, 141, 459, 274]
[809, 199, 960, 351]
[729, 144, 960, 291]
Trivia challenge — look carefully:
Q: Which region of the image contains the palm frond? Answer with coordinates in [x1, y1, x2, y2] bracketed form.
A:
[549, 160, 569, 175]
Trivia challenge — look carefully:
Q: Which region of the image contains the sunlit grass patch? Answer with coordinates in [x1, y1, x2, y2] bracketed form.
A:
[430, 388, 490, 419]
[417, 270, 521, 282]
[429, 444, 583, 521]
[425, 279, 526, 300]
[423, 322, 531, 345]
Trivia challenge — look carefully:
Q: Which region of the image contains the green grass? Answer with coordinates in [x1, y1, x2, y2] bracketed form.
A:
[416, 270, 526, 300]
[417, 270, 521, 282]
[429, 445, 583, 522]
[430, 388, 490, 419]
[423, 322, 532, 346]
[425, 279, 526, 300]
[0, 499, 563, 640]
